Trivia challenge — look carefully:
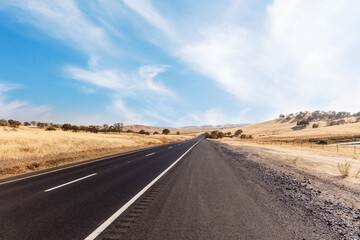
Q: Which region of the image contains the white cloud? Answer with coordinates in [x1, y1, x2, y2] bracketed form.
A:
[65, 64, 174, 124]
[122, 0, 175, 39]
[109, 96, 149, 125]
[178, 107, 250, 127]
[65, 67, 126, 90]
[0, 83, 51, 121]
[126, 0, 360, 118]
[65, 64, 172, 95]
[0, 0, 114, 57]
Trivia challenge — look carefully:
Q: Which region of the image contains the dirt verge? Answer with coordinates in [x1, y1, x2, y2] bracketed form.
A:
[214, 141, 360, 239]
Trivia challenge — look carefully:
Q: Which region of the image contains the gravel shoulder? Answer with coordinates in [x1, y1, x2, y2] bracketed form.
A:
[216, 140, 360, 239]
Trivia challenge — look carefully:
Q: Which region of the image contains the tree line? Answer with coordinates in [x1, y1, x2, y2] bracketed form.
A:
[0, 119, 175, 135]
[204, 129, 252, 139]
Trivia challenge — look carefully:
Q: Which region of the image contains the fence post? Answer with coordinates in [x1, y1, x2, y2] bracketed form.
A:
[355, 146, 356, 155]
[337, 144, 339, 153]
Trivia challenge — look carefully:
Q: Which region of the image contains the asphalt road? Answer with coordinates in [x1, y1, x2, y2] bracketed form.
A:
[0, 137, 201, 240]
[99, 139, 336, 240]
[0, 137, 336, 240]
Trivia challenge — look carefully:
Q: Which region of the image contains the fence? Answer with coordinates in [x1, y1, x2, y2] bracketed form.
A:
[244, 140, 359, 156]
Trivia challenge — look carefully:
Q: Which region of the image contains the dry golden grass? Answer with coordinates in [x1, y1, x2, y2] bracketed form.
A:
[217, 139, 360, 187]
[0, 126, 195, 178]
[222, 116, 360, 140]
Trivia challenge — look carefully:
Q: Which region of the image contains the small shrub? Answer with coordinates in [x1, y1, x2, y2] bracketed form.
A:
[337, 161, 351, 177]
[126, 129, 134, 133]
[176, 131, 180, 135]
[26, 162, 40, 170]
[284, 155, 303, 164]
[318, 139, 329, 145]
[162, 129, 170, 135]
[356, 169, 360, 178]
[45, 127, 56, 131]
[139, 130, 146, 134]
[312, 123, 319, 128]
[153, 131, 159, 135]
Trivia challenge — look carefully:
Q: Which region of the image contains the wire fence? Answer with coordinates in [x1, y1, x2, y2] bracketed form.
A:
[243, 140, 359, 156]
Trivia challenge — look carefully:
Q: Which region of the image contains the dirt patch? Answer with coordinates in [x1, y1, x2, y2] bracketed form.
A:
[214, 141, 360, 239]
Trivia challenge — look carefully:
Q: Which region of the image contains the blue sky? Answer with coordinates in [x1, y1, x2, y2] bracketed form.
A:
[1, 0, 360, 126]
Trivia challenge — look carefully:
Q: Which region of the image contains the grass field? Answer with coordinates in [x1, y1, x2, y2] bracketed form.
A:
[0, 126, 196, 178]
[215, 114, 360, 183]
[223, 116, 360, 140]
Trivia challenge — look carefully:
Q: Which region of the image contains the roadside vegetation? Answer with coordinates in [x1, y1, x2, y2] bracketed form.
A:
[337, 161, 351, 177]
[0, 122, 195, 178]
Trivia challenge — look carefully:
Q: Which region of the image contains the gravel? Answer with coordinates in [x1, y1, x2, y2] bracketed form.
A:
[216, 141, 360, 239]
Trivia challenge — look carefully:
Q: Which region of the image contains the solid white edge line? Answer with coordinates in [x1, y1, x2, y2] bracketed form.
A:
[145, 152, 155, 157]
[44, 173, 97, 192]
[84, 139, 202, 240]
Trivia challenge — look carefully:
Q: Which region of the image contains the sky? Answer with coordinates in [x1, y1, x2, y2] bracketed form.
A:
[1, 0, 360, 127]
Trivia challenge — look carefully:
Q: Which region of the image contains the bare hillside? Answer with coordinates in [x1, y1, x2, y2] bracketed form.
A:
[224, 111, 360, 140]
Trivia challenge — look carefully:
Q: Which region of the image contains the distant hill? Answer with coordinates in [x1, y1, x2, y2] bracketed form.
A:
[223, 111, 360, 140]
[181, 124, 248, 129]
[123, 123, 249, 134]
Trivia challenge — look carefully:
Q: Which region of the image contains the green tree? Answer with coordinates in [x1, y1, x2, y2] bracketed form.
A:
[162, 129, 170, 135]
[113, 123, 123, 133]
[297, 120, 310, 128]
[0, 119, 7, 126]
[8, 119, 21, 128]
[61, 123, 72, 131]
[72, 125, 80, 132]
[234, 129, 243, 137]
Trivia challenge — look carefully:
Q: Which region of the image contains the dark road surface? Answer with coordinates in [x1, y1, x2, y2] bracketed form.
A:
[0, 138, 200, 240]
[0, 137, 336, 240]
